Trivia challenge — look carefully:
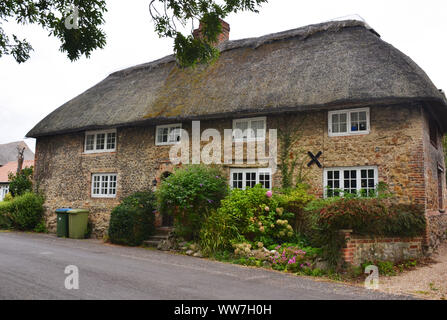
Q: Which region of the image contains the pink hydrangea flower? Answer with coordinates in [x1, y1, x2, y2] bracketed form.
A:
[266, 190, 273, 198]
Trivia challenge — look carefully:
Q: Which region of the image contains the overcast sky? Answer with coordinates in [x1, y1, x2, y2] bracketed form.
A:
[0, 0, 446, 153]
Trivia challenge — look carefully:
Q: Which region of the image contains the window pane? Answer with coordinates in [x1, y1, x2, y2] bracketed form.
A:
[234, 121, 248, 139]
[107, 132, 116, 149]
[251, 120, 265, 139]
[101, 175, 108, 194]
[168, 126, 181, 143]
[332, 114, 339, 133]
[361, 170, 367, 178]
[359, 111, 367, 121]
[359, 121, 367, 131]
[96, 133, 105, 150]
[232, 172, 243, 189]
[351, 114, 359, 131]
[109, 175, 117, 195]
[86, 135, 95, 151]
[259, 172, 271, 189]
[245, 172, 256, 188]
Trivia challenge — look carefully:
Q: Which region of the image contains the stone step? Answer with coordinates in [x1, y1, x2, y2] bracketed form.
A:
[155, 227, 173, 236]
[143, 240, 160, 248]
[149, 235, 169, 241]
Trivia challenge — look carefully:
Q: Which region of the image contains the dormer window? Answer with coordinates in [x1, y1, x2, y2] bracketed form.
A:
[84, 130, 116, 153]
[328, 108, 370, 137]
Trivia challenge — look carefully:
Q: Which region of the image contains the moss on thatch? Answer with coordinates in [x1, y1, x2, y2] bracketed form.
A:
[27, 20, 447, 138]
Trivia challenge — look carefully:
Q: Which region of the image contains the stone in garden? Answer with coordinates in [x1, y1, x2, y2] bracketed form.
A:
[193, 251, 203, 258]
[315, 259, 330, 271]
[157, 240, 172, 251]
[185, 250, 194, 256]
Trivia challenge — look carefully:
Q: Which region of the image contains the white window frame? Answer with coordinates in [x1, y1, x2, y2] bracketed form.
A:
[230, 168, 272, 190]
[155, 123, 182, 146]
[84, 129, 117, 153]
[91, 173, 117, 198]
[323, 166, 378, 198]
[232, 117, 267, 142]
[328, 107, 370, 137]
[0, 185, 9, 201]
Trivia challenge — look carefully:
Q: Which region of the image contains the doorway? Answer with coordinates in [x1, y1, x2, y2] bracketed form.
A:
[160, 171, 174, 227]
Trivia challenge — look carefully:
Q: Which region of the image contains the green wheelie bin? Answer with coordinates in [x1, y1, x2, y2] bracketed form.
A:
[68, 209, 89, 239]
[56, 208, 71, 237]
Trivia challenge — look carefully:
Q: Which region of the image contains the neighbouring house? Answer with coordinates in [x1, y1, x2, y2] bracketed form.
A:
[27, 20, 447, 249]
[0, 160, 34, 201]
[0, 141, 34, 166]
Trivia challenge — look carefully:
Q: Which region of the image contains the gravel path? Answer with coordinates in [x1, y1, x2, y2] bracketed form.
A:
[379, 242, 447, 299]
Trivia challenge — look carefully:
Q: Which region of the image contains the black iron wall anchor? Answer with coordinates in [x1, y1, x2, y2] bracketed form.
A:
[307, 151, 322, 168]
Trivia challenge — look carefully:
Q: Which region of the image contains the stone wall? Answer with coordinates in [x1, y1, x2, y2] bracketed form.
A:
[340, 230, 423, 266]
[426, 212, 447, 252]
[34, 104, 442, 239]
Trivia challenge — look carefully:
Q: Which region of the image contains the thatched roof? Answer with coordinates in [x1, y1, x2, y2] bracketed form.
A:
[27, 20, 447, 138]
[0, 141, 34, 166]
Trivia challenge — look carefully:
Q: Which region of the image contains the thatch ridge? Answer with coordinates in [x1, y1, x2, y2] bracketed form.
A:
[27, 20, 447, 138]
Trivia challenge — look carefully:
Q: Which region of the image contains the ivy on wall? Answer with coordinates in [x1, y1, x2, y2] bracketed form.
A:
[278, 115, 310, 189]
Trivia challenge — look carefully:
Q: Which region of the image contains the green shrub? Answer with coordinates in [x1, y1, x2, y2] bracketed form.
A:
[8, 192, 44, 230]
[274, 184, 315, 232]
[8, 167, 33, 197]
[199, 209, 244, 255]
[0, 201, 13, 229]
[33, 220, 48, 233]
[108, 191, 156, 246]
[3, 193, 13, 202]
[304, 198, 426, 267]
[200, 185, 310, 253]
[157, 165, 228, 240]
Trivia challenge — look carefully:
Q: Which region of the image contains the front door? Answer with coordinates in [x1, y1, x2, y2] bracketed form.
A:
[162, 214, 174, 227]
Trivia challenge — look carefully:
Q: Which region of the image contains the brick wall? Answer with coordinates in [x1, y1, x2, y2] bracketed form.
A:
[340, 230, 423, 266]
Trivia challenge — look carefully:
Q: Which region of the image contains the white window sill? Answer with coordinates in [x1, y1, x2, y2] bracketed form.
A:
[91, 195, 117, 199]
[155, 141, 181, 146]
[83, 149, 116, 154]
[328, 131, 370, 137]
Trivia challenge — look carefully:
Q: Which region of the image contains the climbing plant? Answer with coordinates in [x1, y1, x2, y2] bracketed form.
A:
[278, 115, 309, 188]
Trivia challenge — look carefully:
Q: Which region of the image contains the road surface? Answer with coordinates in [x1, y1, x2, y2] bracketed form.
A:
[0, 231, 412, 300]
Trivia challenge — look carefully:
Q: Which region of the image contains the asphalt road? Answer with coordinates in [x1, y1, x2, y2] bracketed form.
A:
[0, 231, 412, 300]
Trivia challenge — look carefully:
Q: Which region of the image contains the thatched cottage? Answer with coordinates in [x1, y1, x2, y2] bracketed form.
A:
[27, 20, 447, 248]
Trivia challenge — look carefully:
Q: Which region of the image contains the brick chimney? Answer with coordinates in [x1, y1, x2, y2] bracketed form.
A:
[193, 19, 230, 44]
